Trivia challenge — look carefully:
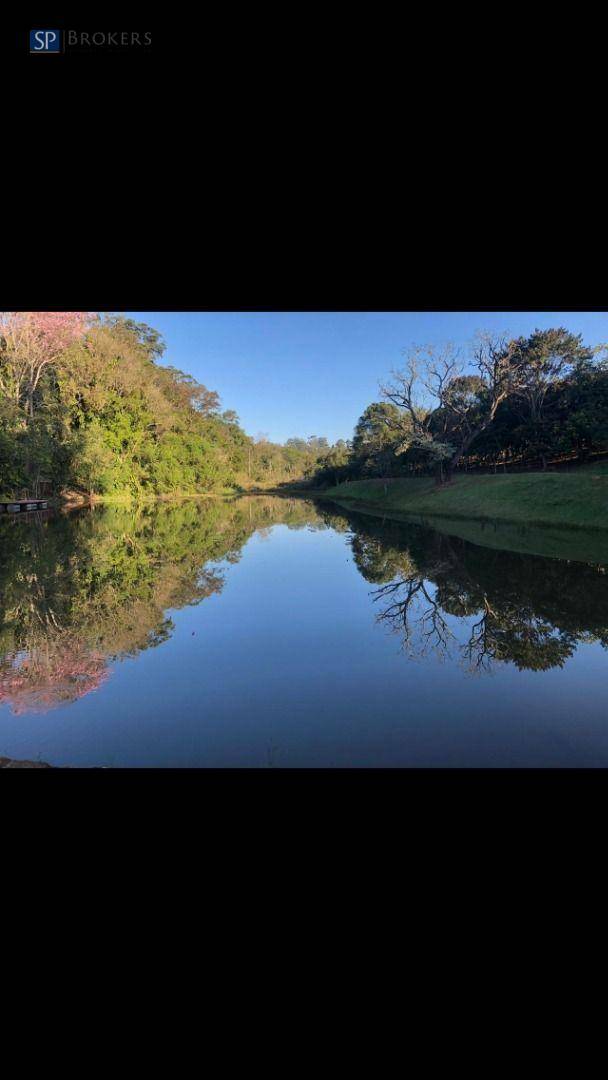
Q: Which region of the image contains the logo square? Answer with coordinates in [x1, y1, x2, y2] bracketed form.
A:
[30, 30, 62, 53]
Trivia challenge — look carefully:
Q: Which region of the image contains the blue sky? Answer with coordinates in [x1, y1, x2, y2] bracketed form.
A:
[125, 312, 608, 444]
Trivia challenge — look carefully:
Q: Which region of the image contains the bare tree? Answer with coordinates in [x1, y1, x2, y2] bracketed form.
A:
[380, 333, 523, 482]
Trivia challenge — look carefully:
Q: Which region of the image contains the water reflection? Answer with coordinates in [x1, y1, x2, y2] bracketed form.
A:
[1, 497, 607, 718]
[0, 497, 325, 714]
[338, 510, 608, 673]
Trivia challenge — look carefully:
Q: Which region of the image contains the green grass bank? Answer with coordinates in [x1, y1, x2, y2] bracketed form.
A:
[321, 463, 608, 533]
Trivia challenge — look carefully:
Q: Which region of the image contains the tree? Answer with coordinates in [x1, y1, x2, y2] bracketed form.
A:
[0, 311, 91, 420]
[100, 315, 166, 360]
[508, 328, 594, 468]
[380, 334, 525, 481]
[559, 355, 608, 462]
[70, 421, 116, 498]
[222, 409, 240, 425]
[311, 440, 351, 486]
[155, 365, 220, 419]
[351, 403, 399, 476]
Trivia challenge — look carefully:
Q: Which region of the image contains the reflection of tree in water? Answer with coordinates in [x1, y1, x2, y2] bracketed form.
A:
[0, 497, 326, 714]
[6, 494, 603, 713]
[337, 509, 608, 673]
[373, 575, 456, 660]
[0, 636, 109, 715]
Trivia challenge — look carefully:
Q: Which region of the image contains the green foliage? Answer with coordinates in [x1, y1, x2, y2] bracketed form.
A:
[245, 434, 339, 487]
[311, 328, 608, 488]
[0, 313, 344, 499]
[351, 403, 403, 477]
[69, 420, 117, 496]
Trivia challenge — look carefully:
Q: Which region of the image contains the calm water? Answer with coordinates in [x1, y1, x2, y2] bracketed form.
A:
[1, 496, 608, 767]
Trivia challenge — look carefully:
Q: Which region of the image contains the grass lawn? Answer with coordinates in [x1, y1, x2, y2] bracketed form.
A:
[321, 467, 608, 533]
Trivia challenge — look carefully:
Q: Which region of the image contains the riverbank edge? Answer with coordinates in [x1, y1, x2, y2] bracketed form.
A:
[56, 484, 318, 508]
[1, 484, 323, 510]
[316, 471, 608, 535]
[319, 493, 608, 534]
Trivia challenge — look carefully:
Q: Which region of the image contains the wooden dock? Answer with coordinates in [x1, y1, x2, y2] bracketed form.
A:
[0, 499, 49, 514]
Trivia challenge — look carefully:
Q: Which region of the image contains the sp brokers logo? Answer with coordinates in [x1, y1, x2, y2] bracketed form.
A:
[30, 30, 62, 53]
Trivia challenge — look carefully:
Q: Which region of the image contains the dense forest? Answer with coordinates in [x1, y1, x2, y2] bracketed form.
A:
[311, 328, 608, 487]
[0, 312, 340, 499]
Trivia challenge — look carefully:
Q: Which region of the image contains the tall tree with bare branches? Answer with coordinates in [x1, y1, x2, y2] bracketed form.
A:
[380, 333, 525, 482]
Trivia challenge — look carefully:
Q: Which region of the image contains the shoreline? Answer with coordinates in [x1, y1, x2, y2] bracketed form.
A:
[316, 471, 608, 535]
[319, 493, 608, 534]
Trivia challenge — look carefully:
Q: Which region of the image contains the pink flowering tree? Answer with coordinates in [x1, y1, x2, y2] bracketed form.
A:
[0, 311, 93, 419]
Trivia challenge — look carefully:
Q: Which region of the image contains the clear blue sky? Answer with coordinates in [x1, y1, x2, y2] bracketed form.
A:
[125, 312, 608, 444]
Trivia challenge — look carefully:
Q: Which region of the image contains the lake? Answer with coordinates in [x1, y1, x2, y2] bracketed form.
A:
[1, 495, 608, 767]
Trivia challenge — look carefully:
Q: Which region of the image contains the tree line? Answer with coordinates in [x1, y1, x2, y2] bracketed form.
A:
[245, 434, 345, 486]
[0, 313, 341, 498]
[311, 328, 608, 486]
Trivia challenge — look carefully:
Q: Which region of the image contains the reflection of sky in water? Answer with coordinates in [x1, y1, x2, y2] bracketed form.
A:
[1, 498, 608, 767]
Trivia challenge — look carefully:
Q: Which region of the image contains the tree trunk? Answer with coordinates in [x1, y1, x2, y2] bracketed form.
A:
[448, 444, 468, 475]
[448, 419, 494, 479]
